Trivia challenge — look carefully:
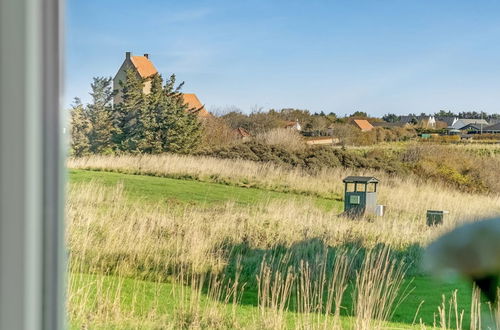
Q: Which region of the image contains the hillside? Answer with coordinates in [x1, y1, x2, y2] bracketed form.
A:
[67, 151, 500, 328]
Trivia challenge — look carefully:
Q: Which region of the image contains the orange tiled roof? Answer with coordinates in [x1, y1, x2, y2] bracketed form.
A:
[353, 119, 374, 132]
[130, 56, 158, 78]
[182, 93, 211, 118]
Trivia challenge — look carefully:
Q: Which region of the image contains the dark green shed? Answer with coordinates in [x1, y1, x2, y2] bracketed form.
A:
[342, 176, 379, 216]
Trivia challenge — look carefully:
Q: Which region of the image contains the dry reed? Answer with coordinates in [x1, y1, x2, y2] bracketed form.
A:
[66, 153, 500, 328]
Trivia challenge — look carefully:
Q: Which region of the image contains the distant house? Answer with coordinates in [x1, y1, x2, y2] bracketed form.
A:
[483, 122, 500, 134]
[399, 115, 428, 125]
[435, 116, 457, 127]
[460, 123, 484, 132]
[113, 52, 158, 104]
[113, 51, 210, 118]
[352, 119, 374, 132]
[398, 115, 437, 128]
[449, 119, 489, 130]
[284, 120, 302, 131]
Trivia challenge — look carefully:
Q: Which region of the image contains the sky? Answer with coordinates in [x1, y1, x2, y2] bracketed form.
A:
[67, 0, 500, 116]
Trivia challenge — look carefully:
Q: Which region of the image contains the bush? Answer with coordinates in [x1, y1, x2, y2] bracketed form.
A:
[255, 128, 305, 152]
[197, 141, 408, 175]
[200, 117, 238, 148]
[198, 142, 500, 194]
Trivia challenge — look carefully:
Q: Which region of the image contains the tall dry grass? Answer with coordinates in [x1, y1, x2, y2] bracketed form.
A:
[68, 154, 500, 237]
[416, 286, 500, 330]
[353, 247, 411, 329]
[255, 128, 306, 152]
[67, 153, 500, 328]
[294, 250, 352, 329]
[67, 182, 418, 328]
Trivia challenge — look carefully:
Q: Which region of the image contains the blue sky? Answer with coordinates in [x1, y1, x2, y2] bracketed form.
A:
[67, 0, 500, 116]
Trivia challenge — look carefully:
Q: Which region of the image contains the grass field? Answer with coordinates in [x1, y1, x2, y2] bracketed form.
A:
[69, 272, 476, 329]
[70, 169, 342, 212]
[67, 153, 500, 329]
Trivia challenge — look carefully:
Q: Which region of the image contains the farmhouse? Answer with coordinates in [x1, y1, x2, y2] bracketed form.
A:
[113, 51, 210, 117]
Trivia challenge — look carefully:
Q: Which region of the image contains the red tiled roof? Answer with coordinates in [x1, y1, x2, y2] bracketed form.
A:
[130, 56, 158, 78]
[182, 93, 211, 118]
[353, 119, 374, 132]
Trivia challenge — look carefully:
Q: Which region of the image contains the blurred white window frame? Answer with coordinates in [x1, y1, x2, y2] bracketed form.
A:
[0, 0, 65, 329]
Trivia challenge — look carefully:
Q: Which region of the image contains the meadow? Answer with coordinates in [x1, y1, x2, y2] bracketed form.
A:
[67, 146, 500, 329]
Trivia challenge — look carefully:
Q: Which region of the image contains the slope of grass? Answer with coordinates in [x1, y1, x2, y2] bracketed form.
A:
[69, 169, 343, 212]
[67, 167, 497, 328]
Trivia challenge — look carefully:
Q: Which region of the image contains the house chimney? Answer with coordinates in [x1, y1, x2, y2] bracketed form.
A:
[125, 51, 131, 59]
[144, 53, 149, 59]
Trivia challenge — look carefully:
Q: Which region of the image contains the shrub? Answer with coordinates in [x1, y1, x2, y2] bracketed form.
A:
[255, 128, 306, 152]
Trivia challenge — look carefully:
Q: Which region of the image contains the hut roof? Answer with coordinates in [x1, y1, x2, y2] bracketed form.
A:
[343, 176, 379, 183]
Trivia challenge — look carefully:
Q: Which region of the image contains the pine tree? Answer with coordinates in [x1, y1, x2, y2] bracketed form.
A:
[140, 73, 164, 153]
[87, 77, 115, 154]
[160, 74, 202, 153]
[114, 68, 146, 152]
[109, 69, 202, 154]
[69, 98, 91, 156]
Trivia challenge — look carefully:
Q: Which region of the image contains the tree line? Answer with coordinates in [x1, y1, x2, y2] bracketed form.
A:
[382, 110, 500, 123]
[70, 69, 202, 156]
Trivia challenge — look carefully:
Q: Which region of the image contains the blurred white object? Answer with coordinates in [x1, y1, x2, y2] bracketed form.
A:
[424, 217, 500, 302]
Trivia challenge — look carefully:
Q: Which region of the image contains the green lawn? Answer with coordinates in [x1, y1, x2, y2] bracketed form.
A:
[70, 272, 480, 329]
[69, 169, 343, 212]
[70, 273, 423, 329]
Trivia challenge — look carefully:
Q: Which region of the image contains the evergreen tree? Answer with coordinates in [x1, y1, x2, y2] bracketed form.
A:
[160, 74, 202, 153]
[69, 98, 91, 156]
[87, 77, 115, 154]
[94, 70, 202, 154]
[435, 110, 456, 117]
[141, 73, 164, 153]
[382, 113, 400, 123]
[350, 111, 368, 118]
[114, 68, 146, 152]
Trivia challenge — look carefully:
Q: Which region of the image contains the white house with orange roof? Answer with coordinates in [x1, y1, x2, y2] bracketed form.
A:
[113, 52, 157, 104]
[113, 52, 211, 118]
